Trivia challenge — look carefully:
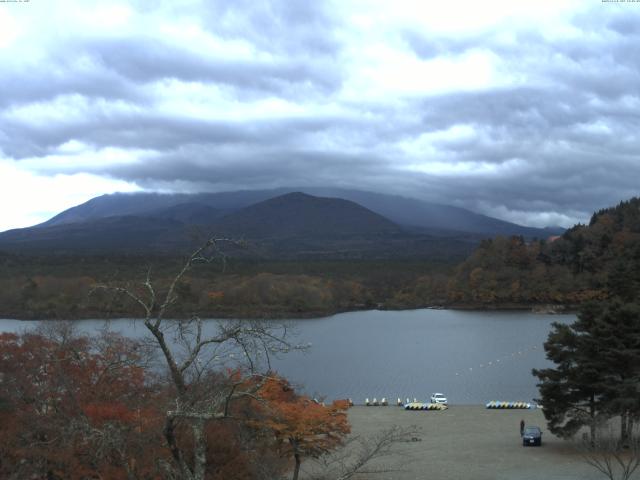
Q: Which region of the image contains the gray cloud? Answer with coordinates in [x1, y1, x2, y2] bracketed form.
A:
[0, 58, 148, 110]
[86, 37, 342, 96]
[105, 147, 386, 188]
[198, 0, 341, 56]
[2, 1, 640, 228]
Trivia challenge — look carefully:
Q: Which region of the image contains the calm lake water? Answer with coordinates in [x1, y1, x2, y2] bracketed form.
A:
[0, 309, 574, 405]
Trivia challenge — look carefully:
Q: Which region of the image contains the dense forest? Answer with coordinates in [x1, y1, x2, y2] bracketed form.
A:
[447, 198, 640, 307]
[2, 198, 640, 319]
[0, 255, 454, 319]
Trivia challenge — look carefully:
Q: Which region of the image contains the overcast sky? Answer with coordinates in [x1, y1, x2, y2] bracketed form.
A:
[1, 0, 639, 231]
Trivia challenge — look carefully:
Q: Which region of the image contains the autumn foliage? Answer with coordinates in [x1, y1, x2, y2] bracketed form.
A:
[0, 328, 349, 479]
[0, 327, 164, 479]
[257, 377, 351, 480]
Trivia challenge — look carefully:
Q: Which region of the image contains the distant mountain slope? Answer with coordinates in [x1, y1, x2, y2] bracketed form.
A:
[38, 191, 276, 228]
[146, 202, 227, 225]
[2, 192, 469, 258]
[212, 192, 401, 238]
[39, 192, 186, 227]
[35, 187, 561, 238]
[299, 187, 560, 238]
[0, 216, 186, 254]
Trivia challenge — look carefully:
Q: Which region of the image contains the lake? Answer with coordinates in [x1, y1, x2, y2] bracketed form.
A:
[0, 309, 574, 405]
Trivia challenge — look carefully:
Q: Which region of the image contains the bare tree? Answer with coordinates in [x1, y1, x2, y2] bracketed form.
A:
[305, 425, 421, 480]
[94, 238, 296, 480]
[578, 423, 640, 480]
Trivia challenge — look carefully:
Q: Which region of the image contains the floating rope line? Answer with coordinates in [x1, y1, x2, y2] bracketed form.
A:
[346, 344, 543, 405]
[452, 345, 541, 378]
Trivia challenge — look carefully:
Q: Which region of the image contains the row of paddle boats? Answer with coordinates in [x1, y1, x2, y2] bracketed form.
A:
[361, 397, 448, 410]
[486, 401, 534, 409]
[358, 399, 536, 409]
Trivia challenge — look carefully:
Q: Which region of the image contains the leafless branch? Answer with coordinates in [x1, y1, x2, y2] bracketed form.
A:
[577, 423, 640, 480]
[305, 425, 421, 480]
[91, 236, 295, 480]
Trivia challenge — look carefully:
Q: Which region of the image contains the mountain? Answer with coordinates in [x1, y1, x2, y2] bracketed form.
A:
[298, 188, 561, 238]
[212, 192, 401, 238]
[0, 216, 185, 254]
[2, 192, 468, 258]
[38, 191, 275, 228]
[36, 187, 562, 238]
[0, 188, 564, 258]
[146, 202, 227, 225]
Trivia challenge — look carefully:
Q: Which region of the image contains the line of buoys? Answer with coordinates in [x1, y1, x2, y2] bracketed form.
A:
[485, 401, 532, 409]
[454, 345, 542, 378]
[404, 402, 448, 411]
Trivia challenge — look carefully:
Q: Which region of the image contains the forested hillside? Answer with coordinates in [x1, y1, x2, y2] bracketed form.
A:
[3, 198, 639, 319]
[446, 198, 640, 307]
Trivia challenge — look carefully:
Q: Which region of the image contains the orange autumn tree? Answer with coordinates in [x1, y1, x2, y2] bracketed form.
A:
[258, 376, 351, 480]
[0, 327, 163, 479]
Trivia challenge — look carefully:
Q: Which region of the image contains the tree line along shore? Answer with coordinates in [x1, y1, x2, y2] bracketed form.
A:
[1, 197, 639, 321]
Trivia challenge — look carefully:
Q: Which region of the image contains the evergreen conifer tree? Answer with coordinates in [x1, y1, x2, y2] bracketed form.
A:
[534, 299, 640, 444]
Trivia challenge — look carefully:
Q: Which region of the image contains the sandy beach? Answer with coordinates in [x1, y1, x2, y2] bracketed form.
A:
[336, 406, 609, 480]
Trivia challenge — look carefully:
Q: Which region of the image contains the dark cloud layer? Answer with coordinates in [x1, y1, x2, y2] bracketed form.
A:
[2, 1, 640, 228]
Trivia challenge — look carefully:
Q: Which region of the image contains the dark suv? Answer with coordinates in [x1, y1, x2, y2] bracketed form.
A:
[522, 426, 542, 446]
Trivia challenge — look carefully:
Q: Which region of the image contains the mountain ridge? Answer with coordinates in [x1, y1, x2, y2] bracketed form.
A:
[34, 187, 562, 238]
[0, 192, 471, 259]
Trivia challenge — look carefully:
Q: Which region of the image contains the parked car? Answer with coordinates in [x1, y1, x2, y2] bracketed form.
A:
[430, 393, 447, 404]
[522, 426, 542, 446]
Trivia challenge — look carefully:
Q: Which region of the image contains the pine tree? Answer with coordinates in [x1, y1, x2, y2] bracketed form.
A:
[534, 299, 640, 444]
[582, 300, 640, 445]
[533, 315, 607, 441]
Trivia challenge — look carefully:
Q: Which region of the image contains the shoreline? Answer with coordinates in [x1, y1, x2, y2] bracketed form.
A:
[0, 303, 576, 322]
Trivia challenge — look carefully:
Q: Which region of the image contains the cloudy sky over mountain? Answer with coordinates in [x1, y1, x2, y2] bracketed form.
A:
[1, 0, 639, 231]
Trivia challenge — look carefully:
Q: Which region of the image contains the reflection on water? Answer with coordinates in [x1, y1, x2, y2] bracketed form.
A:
[0, 309, 573, 404]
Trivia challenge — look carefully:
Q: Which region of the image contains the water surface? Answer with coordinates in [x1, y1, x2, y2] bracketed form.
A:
[0, 309, 574, 404]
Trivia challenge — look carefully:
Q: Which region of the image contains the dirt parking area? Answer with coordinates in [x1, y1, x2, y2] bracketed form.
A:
[339, 406, 607, 480]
